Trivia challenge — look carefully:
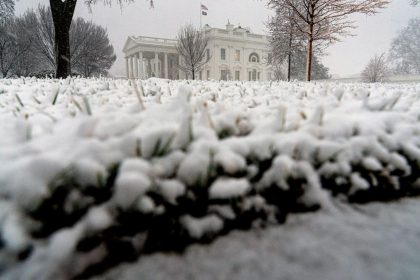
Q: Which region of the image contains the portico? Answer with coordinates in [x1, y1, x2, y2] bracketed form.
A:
[123, 36, 184, 79]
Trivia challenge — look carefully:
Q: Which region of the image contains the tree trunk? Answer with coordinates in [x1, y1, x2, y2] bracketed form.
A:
[0, 60, 7, 77]
[50, 0, 77, 78]
[287, 11, 293, 82]
[306, 6, 315, 82]
[287, 32, 292, 82]
[305, 20, 314, 82]
[54, 23, 71, 78]
[306, 37, 313, 81]
[192, 67, 195, 80]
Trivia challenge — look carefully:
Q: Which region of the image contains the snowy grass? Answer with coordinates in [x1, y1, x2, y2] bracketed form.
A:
[95, 197, 420, 280]
[0, 77, 419, 278]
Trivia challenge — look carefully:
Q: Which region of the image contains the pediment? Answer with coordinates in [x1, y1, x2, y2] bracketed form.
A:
[122, 37, 139, 53]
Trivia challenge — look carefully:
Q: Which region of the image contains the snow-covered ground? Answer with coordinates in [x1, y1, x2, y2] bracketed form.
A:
[97, 197, 420, 280]
[0, 77, 419, 279]
[328, 74, 420, 83]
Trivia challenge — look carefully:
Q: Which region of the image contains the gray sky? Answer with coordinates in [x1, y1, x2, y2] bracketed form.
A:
[15, 0, 420, 77]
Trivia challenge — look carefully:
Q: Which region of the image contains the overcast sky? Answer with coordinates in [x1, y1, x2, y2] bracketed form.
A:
[14, 0, 420, 77]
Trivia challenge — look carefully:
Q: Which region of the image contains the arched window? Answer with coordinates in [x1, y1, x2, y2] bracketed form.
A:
[249, 53, 259, 63]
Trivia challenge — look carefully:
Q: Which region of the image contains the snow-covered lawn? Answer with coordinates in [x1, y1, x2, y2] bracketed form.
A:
[97, 197, 420, 280]
[0, 77, 419, 279]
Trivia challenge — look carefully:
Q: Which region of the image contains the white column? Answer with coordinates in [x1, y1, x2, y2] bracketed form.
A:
[125, 57, 129, 78]
[154, 52, 159, 78]
[164, 53, 168, 79]
[134, 54, 139, 78]
[228, 46, 232, 80]
[129, 56, 134, 78]
[242, 48, 245, 81]
[178, 55, 182, 79]
[139, 52, 144, 79]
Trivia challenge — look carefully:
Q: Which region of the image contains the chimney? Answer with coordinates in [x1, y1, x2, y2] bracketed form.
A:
[226, 19, 234, 32]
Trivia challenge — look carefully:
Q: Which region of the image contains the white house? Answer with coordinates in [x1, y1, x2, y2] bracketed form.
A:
[122, 22, 273, 81]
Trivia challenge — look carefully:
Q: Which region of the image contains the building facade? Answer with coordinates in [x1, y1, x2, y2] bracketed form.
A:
[122, 23, 273, 81]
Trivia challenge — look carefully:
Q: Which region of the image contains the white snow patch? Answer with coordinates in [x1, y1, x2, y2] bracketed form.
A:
[181, 214, 224, 239]
[209, 178, 251, 199]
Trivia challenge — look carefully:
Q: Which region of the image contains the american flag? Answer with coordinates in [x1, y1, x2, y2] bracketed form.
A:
[201, 4, 208, 10]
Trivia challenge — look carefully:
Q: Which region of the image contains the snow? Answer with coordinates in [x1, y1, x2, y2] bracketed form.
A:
[158, 179, 186, 204]
[350, 172, 370, 194]
[97, 197, 420, 280]
[180, 214, 224, 239]
[209, 178, 251, 199]
[113, 172, 152, 209]
[137, 196, 156, 213]
[0, 77, 419, 278]
[85, 207, 113, 232]
[2, 213, 29, 253]
[214, 149, 246, 175]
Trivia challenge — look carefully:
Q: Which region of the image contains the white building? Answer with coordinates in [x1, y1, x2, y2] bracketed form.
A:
[122, 22, 273, 81]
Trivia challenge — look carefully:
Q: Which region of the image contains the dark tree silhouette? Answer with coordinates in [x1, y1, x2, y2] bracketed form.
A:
[49, 0, 77, 78]
[49, 0, 153, 78]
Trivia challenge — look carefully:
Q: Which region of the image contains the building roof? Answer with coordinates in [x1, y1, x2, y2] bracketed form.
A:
[123, 24, 270, 55]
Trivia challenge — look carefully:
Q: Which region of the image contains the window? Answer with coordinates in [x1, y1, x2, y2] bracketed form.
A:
[221, 69, 227, 80]
[250, 69, 257, 81]
[206, 49, 210, 61]
[249, 52, 259, 63]
[235, 71, 240, 80]
[221, 48, 226, 60]
[207, 70, 210, 79]
[235, 50, 240, 62]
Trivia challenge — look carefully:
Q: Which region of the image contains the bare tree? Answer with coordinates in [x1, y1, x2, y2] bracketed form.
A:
[410, 0, 419, 5]
[71, 18, 116, 77]
[176, 24, 209, 80]
[31, 6, 56, 70]
[0, 18, 33, 77]
[272, 62, 286, 80]
[362, 53, 389, 83]
[267, 0, 388, 81]
[12, 12, 40, 76]
[271, 49, 330, 81]
[48, 0, 153, 78]
[268, 3, 330, 81]
[390, 17, 420, 75]
[267, 1, 306, 81]
[0, 20, 17, 77]
[12, 6, 116, 77]
[0, 0, 14, 22]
